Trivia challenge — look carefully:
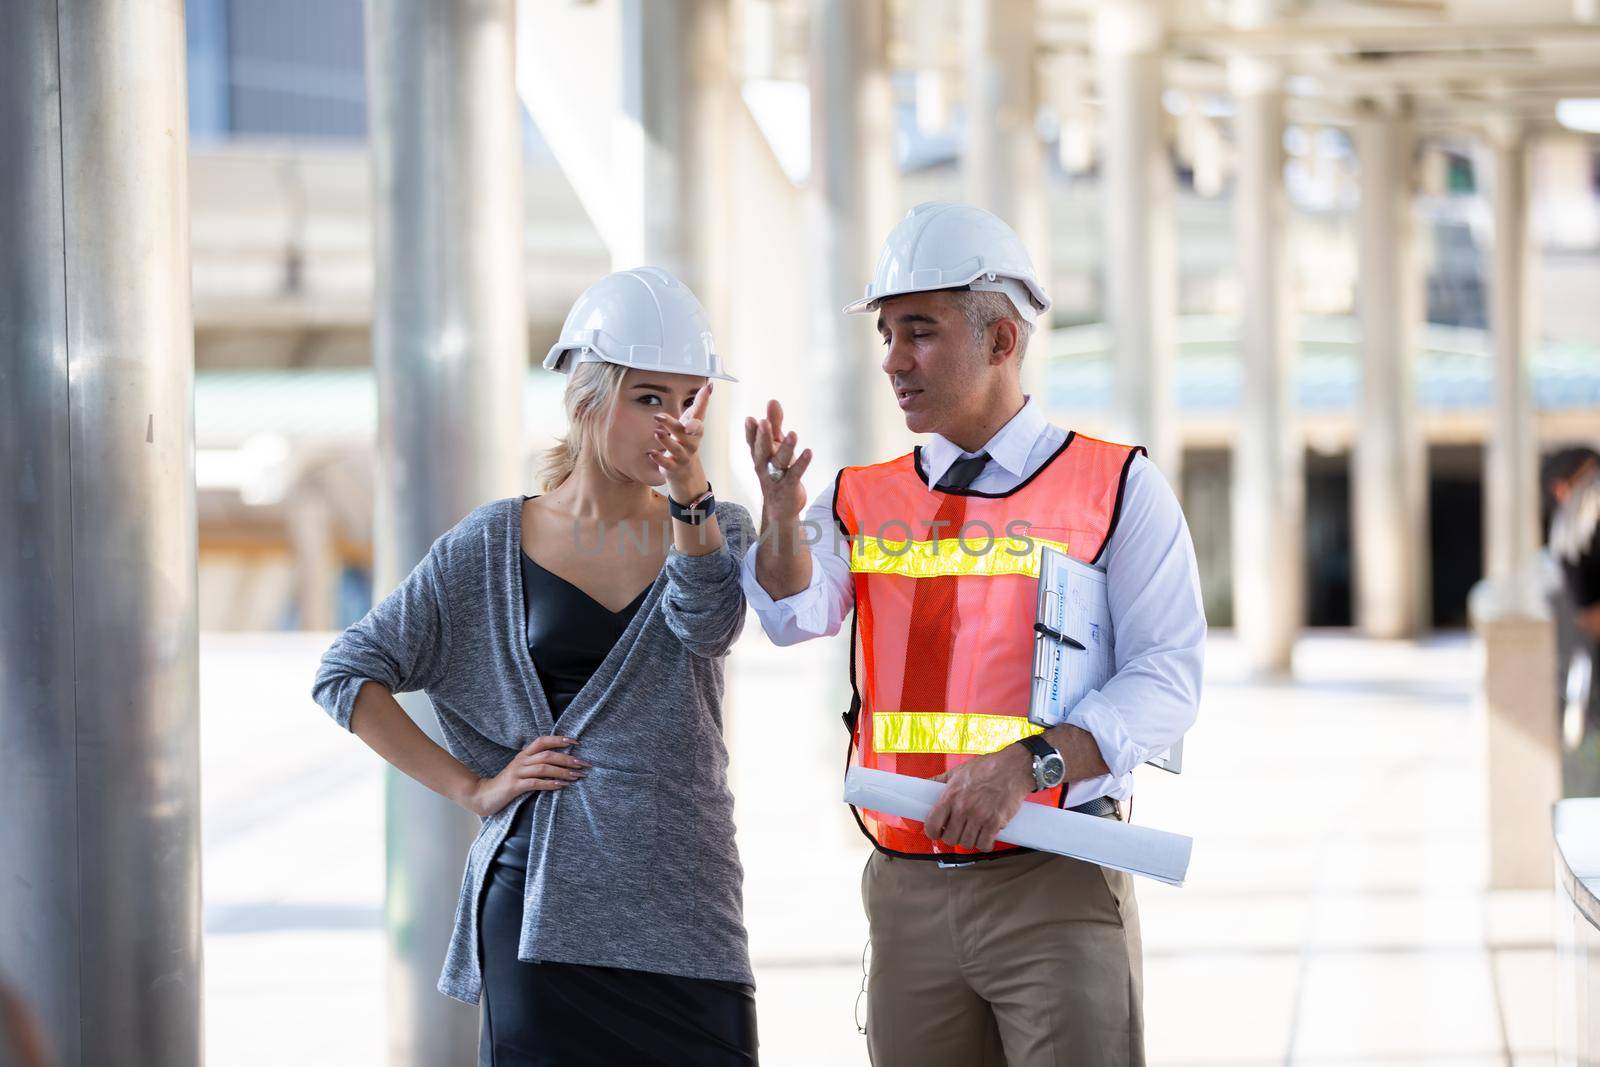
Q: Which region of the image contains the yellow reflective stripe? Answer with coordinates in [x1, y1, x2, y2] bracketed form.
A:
[873, 711, 1044, 755]
[847, 535, 1071, 579]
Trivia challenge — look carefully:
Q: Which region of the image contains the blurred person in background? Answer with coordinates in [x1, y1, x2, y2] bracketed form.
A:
[311, 268, 760, 1066]
[741, 202, 1205, 1067]
[0, 979, 55, 1067]
[1544, 446, 1600, 747]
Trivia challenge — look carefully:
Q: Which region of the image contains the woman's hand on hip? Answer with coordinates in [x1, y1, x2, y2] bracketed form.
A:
[466, 735, 590, 818]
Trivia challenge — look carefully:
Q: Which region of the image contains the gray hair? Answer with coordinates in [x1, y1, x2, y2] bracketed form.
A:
[951, 289, 1032, 364]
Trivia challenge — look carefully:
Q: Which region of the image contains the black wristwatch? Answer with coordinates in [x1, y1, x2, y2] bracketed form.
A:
[1018, 734, 1066, 791]
[668, 482, 716, 526]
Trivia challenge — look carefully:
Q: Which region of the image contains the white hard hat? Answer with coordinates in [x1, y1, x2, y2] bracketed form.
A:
[543, 266, 737, 382]
[844, 201, 1051, 324]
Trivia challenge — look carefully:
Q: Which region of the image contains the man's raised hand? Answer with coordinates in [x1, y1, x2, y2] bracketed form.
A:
[744, 398, 813, 519]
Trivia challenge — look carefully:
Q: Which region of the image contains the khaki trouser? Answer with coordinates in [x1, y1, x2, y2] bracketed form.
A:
[860, 840, 1144, 1067]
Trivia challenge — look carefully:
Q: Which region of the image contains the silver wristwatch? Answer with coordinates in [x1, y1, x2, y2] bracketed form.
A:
[1018, 734, 1066, 791]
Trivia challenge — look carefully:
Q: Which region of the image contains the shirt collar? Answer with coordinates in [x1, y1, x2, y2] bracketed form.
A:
[920, 395, 1048, 490]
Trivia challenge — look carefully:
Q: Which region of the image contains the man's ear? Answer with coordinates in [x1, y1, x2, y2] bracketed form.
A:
[990, 318, 1020, 365]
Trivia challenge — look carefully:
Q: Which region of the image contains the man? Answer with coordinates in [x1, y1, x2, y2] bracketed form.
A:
[739, 201, 1205, 1066]
[1543, 446, 1600, 741]
[1546, 448, 1600, 636]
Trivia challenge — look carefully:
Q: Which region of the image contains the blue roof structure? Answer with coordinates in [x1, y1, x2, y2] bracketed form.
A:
[194, 316, 1600, 449]
[1046, 316, 1600, 415]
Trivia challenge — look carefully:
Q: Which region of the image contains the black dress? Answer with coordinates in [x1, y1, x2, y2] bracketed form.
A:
[475, 540, 759, 1067]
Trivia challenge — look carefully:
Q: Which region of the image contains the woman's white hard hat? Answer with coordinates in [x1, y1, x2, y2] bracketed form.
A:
[543, 266, 737, 382]
[843, 201, 1051, 324]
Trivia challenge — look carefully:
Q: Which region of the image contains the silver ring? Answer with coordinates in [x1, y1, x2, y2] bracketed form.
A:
[766, 461, 788, 481]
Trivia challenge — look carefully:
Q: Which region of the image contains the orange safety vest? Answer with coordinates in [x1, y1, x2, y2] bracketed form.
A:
[835, 431, 1144, 860]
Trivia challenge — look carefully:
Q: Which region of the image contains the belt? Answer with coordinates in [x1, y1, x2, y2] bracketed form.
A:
[933, 793, 1123, 868]
[1068, 794, 1121, 819]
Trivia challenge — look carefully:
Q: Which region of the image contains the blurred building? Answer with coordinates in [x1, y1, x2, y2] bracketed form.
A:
[13, 4, 1600, 1066]
[184, 0, 1600, 641]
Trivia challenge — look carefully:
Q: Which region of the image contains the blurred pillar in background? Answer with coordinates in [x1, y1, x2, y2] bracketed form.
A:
[808, 0, 895, 474]
[1353, 102, 1430, 638]
[1094, 0, 1179, 479]
[619, 0, 736, 489]
[1471, 119, 1558, 889]
[963, 0, 1051, 409]
[1482, 118, 1542, 600]
[0, 2, 202, 1065]
[1229, 53, 1303, 675]
[289, 491, 340, 632]
[1482, 615, 1559, 888]
[365, 1, 526, 1063]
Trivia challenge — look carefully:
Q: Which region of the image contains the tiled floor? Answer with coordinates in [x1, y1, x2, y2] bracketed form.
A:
[199, 629, 1562, 1065]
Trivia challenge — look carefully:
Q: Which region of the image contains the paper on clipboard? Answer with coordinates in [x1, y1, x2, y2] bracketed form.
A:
[1030, 547, 1113, 727]
[844, 766, 1192, 887]
[1030, 545, 1184, 774]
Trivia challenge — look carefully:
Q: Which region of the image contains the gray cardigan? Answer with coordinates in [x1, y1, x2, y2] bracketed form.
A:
[310, 495, 757, 1004]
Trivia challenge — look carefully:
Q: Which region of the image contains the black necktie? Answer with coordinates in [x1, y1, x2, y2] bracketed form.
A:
[935, 451, 991, 492]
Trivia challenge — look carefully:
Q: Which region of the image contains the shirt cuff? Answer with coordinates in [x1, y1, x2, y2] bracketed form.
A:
[1064, 689, 1141, 780]
[739, 543, 831, 623]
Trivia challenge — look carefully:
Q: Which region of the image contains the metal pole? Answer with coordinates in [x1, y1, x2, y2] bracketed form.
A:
[809, 0, 894, 473]
[1353, 104, 1430, 637]
[1094, 0, 1179, 477]
[1229, 55, 1303, 674]
[365, 1, 526, 1062]
[0, 2, 202, 1065]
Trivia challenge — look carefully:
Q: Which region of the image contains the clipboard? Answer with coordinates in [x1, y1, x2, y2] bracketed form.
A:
[1029, 544, 1185, 775]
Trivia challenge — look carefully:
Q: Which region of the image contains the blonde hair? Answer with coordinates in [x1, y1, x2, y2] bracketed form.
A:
[538, 359, 630, 492]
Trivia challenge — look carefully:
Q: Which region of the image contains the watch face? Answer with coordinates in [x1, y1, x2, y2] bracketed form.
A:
[1041, 754, 1066, 789]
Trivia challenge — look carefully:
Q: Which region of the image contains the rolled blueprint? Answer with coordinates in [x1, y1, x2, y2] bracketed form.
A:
[844, 765, 1192, 887]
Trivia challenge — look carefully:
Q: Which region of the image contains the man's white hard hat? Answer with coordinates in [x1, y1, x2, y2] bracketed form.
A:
[843, 201, 1051, 324]
[543, 266, 738, 382]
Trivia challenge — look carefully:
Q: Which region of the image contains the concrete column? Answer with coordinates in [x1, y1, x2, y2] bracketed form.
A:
[911, 0, 957, 136]
[288, 491, 340, 632]
[806, 0, 895, 855]
[1229, 56, 1303, 674]
[1094, 0, 1178, 476]
[809, 0, 896, 473]
[618, 0, 736, 488]
[1353, 105, 1430, 638]
[1482, 120, 1542, 600]
[963, 0, 1051, 408]
[1483, 615, 1560, 887]
[365, 2, 526, 1063]
[1, 2, 202, 1065]
[618, 0, 691, 276]
[1470, 122, 1555, 893]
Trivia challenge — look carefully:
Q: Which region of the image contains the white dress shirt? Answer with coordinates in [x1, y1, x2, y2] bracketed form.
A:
[738, 395, 1207, 806]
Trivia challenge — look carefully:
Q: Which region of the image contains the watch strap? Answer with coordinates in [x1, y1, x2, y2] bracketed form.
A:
[1018, 733, 1055, 761]
[668, 483, 715, 525]
[1018, 732, 1062, 791]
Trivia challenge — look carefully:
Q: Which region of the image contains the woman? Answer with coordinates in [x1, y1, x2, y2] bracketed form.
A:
[311, 267, 759, 1065]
